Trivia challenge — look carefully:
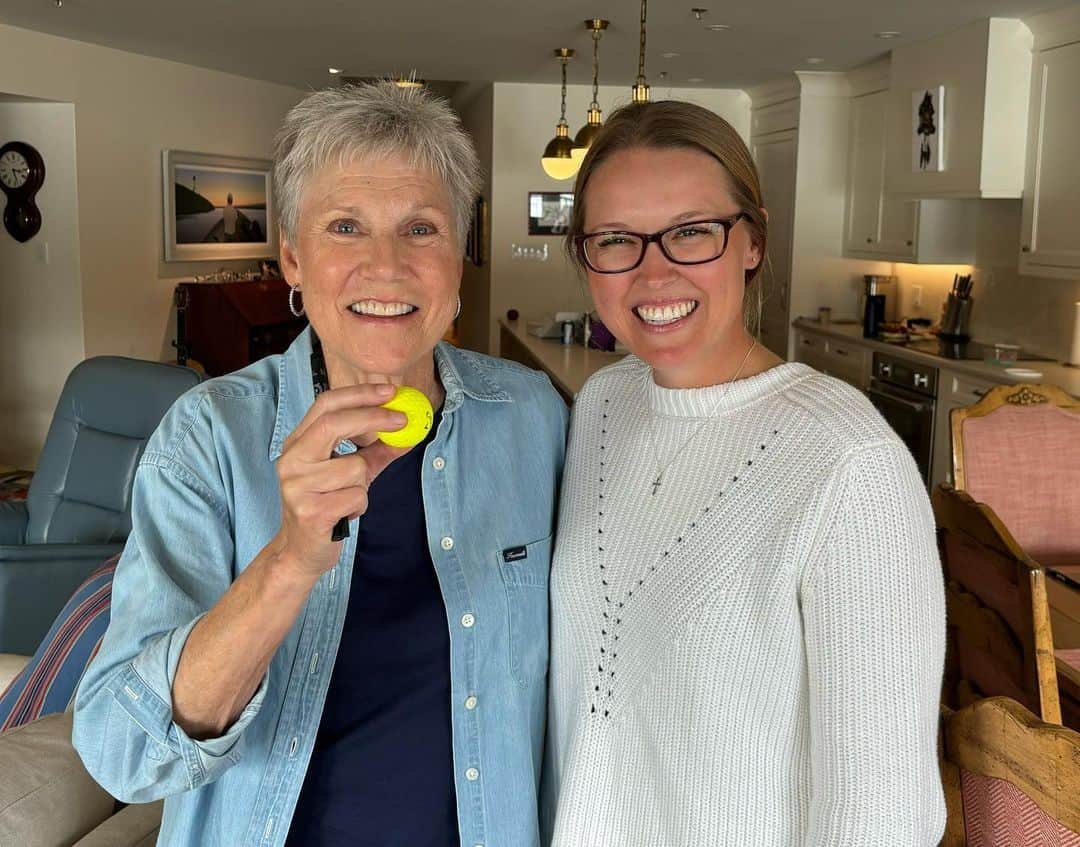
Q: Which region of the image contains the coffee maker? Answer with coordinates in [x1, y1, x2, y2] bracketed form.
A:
[860, 275, 897, 337]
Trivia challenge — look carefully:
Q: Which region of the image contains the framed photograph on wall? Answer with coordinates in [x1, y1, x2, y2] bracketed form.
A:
[527, 190, 573, 235]
[466, 195, 487, 266]
[912, 86, 945, 173]
[162, 150, 277, 261]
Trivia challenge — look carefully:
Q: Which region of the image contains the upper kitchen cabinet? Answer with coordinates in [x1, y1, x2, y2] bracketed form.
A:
[884, 18, 1033, 199]
[1019, 5, 1080, 279]
[844, 88, 977, 263]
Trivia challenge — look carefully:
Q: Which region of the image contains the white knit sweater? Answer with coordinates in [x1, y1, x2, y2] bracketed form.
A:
[544, 358, 946, 847]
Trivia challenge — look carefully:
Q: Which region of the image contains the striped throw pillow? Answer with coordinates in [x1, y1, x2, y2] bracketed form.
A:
[0, 555, 118, 732]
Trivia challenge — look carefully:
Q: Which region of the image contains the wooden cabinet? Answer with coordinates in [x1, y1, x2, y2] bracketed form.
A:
[752, 128, 797, 359]
[931, 368, 999, 490]
[1020, 39, 1080, 278]
[793, 327, 873, 390]
[844, 89, 978, 264]
[174, 278, 307, 376]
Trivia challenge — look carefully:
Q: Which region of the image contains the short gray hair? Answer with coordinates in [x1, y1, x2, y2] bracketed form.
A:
[273, 82, 482, 251]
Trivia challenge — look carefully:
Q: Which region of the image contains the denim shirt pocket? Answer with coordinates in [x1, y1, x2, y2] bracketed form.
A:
[497, 534, 552, 688]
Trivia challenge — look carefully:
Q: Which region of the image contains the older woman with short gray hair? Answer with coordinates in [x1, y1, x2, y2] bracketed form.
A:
[73, 82, 568, 847]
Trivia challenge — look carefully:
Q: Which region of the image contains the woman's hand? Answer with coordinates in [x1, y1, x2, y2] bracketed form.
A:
[271, 383, 408, 579]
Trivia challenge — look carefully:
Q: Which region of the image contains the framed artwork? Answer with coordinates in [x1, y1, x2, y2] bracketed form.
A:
[162, 149, 277, 261]
[527, 190, 573, 235]
[913, 86, 945, 173]
[466, 195, 487, 266]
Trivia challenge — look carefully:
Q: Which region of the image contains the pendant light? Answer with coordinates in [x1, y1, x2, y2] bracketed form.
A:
[572, 19, 609, 161]
[631, 0, 650, 103]
[541, 48, 578, 180]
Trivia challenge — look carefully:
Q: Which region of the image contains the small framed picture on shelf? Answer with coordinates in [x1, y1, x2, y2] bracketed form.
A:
[162, 149, 278, 261]
[912, 86, 945, 172]
[527, 190, 573, 235]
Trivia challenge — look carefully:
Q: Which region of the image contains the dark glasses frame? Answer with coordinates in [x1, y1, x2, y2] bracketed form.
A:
[574, 213, 749, 274]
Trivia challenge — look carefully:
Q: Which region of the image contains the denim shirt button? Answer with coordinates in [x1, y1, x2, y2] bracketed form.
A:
[441, 536, 454, 550]
[432, 456, 446, 470]
[464, 695, 478, 710]
[461, 613, 475, 628]
[465, 767, 480, 781]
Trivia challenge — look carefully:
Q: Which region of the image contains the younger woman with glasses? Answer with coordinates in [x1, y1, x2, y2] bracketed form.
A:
[543, 101, 946, 846]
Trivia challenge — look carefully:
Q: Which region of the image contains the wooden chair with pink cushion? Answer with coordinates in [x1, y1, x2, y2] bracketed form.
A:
[933, 484, 1066, 725]
[951, 383, 1080, 568]
[940, 696, 1080, 847]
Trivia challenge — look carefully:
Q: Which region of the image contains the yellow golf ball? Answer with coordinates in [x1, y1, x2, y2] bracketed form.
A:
[377, 386, 434, 448]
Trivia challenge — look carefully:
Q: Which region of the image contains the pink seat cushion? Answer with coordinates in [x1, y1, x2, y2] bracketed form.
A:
[963, 404, 1080, 564]
[961, 769, 1080, 846]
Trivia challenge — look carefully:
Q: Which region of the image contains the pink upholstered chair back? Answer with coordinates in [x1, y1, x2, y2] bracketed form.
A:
[940, 697, 1080, 847]
[954, 386, 1080, 566]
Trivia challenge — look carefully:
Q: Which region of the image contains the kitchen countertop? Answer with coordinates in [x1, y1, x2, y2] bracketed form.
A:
[793, 318, 1080, 396]
[498, 318, 625, 399]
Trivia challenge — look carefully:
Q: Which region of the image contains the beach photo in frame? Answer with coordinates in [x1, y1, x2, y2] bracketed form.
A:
[527, 190, 574, 235]
[912, 86, 945, 172]
[162, 150, 277, 261]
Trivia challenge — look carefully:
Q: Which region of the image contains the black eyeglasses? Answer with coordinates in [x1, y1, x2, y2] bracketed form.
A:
[574, 213, 749, 274]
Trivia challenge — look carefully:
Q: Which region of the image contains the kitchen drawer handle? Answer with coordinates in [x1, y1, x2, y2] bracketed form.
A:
[866, 237, 873, 244]
[834, 347, 849, 357]
[906, 240, 914, 247]
[1021, 245, 1031, 253]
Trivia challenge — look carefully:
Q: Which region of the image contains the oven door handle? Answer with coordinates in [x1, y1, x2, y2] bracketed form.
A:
[866, 386, 931, 414]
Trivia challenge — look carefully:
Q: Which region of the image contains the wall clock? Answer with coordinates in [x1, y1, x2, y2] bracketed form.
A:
[0, 141, 45, 242]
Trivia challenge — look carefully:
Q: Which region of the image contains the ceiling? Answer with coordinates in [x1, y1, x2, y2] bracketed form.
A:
[0, 0, 1071, 92]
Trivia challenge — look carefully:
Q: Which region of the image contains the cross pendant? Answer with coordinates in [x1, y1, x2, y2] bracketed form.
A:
[651, 476, 662, 496]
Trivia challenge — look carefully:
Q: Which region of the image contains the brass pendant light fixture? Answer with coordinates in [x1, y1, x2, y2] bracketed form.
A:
[541, 48, 578, 180]
[632, 0, 650, 103]
[572, 19, 609, 161]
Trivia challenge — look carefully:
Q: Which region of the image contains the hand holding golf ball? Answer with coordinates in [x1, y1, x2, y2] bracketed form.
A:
[377, 386, 434, 448]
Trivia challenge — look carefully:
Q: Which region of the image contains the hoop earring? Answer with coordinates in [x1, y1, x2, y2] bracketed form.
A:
[288, 285, 304, 317]
[454, 295, 461, 320]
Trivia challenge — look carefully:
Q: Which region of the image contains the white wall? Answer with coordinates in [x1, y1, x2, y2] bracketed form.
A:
[486, 82, 752, 354]
[0, 23, 305, 466]
[0, 102, 84, 468]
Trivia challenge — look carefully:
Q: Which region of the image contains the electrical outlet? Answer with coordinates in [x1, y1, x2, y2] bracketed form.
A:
[912, 285, 923, 308]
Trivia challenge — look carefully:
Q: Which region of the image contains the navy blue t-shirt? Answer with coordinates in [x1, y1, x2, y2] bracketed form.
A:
[285, 406, 456, 846]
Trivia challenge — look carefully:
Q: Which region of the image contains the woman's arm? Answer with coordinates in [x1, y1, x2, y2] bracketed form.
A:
[800, 441, 946, 846]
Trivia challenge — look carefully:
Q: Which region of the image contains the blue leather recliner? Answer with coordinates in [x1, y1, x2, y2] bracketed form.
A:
[0, 357, 202, 655]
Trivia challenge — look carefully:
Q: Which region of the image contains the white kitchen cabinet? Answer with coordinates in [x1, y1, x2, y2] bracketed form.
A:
[931, 368, 1000, 490]
[884, 18, 1033, 199]
[844, 89, 978, 263]
[793, 327, 873, 390]
[1019, 39, 1080, 278]
[752, 127, 798, 359]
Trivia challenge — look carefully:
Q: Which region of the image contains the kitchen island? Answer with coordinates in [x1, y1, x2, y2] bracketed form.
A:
[498, 318, 625, 403]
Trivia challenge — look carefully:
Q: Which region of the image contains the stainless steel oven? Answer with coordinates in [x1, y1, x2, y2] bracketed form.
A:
[866, 352, 938, 485]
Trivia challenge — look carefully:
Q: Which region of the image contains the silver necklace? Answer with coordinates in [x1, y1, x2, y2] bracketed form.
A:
[644, 339, 757, 496]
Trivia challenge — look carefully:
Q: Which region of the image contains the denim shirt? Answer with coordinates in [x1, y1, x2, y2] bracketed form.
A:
[72, 328, 568, 847]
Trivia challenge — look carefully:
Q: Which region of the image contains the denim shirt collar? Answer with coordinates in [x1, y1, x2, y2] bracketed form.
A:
[269, 326, 511, 461]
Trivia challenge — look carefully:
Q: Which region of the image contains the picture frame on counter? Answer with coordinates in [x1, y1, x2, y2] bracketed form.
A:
[527, 190, 573, 236]
[162, 149, 277, 262]
[913, 86, 945, 173]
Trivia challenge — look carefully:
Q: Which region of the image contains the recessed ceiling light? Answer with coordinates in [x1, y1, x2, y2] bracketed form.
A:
[806, 57, 825, 65]
[874, 31, 902, 39]
[328, 67, 344, 74]
[707, 24, 731, 31]
[688, 77, 705, 83]
[662, 51, 681, 59]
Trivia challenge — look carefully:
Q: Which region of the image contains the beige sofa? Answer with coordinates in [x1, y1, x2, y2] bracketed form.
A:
[0, 711, 163, 846]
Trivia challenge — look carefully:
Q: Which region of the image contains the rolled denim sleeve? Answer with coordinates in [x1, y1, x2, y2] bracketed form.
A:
[72, 395, 270, 804]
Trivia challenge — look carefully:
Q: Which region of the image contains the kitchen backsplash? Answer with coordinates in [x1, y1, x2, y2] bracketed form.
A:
[892, 200, 1080, 361]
